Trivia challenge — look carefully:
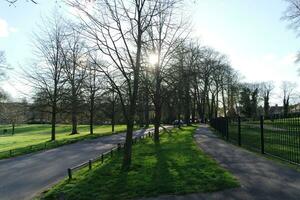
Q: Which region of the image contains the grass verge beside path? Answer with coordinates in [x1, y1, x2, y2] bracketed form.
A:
[0, 124, 141, 159]
[40, 126, 239, 200]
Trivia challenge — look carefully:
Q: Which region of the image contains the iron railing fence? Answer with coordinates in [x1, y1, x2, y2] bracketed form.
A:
[210, 113, 300, 165]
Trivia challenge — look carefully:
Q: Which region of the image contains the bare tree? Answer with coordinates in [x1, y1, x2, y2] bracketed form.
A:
[26, 14, 66, 141]
[283, 0, 300, 32]
[145, 0, 187, 142]
[260, 81, 274, 117]
[281, 81, 297, 116]
[84, 59, 104, 135]
[69, 0, 160, 169]
[61, 27, 87, 135]
[5, 0, 37, 5]
[282, 1, 300, 67]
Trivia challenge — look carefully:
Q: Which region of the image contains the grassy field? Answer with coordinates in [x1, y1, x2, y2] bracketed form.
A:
[0, 124, 131, 158]
[40, 126, 239, 200]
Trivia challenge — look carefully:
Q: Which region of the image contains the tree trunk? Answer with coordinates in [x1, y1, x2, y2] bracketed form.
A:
[71, 97, 78, 135]
[210, 93, 215, 119]
[154, 102, 161, 143]
[89, 94, 94, 135]
[112, 97, 115, 133]
[154, 74, 161, 142]
[184, 82, 191, 126]
[12, 122, 15, 135]
[71, 111, 78, 134]
[221, 85, 227, 117]
[144, 81, 150, 128]
[215, 83, 219, 118]
[122, 15, 142, 169]
[51, 101, 56, 141]
[123, 120, 133, 169]
[71, 85, 78, 135]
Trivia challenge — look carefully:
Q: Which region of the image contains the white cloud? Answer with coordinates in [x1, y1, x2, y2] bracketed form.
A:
[0, 18, 18, 38]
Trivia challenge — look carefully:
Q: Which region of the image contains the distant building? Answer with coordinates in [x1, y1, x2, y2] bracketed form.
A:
[290, 103, 300, 113]
[269, 104, 283, 115]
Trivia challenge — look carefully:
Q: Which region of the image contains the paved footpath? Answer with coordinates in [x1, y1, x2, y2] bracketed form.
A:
[0, 127, 161, 200]
[142, 125, 300, 200]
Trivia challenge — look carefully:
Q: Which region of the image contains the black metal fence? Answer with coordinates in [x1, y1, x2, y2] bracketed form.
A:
[210, 114, 300, 165]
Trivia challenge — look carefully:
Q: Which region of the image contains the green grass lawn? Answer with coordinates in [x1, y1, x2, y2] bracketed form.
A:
[0, 124, 132, 159]
[40, 126, 239, 200]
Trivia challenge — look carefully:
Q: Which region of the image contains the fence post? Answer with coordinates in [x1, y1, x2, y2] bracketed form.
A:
[238, 116, 241, 146]
[226, 117, 229, 141]
[89, 160, 92, 170]
[260, 115, 265, 154]
[101, 154, 104, 163]
[68, 168, 72, 179]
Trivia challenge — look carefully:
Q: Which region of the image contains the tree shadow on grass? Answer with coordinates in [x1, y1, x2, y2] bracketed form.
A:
[42, 127, 238, 200]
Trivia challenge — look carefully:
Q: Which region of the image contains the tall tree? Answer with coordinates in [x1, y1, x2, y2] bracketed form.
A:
[70, 0, 160, 169]
[84, 59, 103, 135]
[281, 81, 297, 117]
[146, 0, 187, 141]
[239, 85, 252, 118]
[62, 27, 87, 135]
[27, 14, 66, 141]
[260, 82, 274, 118]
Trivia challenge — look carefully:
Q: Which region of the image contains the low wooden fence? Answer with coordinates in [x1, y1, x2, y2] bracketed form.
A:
[67, 131, 158, 179]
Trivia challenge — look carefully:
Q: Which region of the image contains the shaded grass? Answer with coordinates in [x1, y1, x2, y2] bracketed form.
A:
[0, 124, 139, 159]
[41, 126, 239, 200]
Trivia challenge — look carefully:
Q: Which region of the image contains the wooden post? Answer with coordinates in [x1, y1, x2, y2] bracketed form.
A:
[89, 160, 92, 170]
[68, 168, 72, 179]
[101, 154, 104, 163]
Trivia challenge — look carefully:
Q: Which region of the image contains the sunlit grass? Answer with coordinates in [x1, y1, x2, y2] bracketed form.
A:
[0, 124, 126, 152]
[41, 126, 239, 200]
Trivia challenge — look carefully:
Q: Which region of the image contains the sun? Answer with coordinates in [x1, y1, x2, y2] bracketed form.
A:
[148, 53, 158, 65]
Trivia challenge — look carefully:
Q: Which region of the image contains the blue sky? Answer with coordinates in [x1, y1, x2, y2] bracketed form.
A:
[0, 0, 299, 104]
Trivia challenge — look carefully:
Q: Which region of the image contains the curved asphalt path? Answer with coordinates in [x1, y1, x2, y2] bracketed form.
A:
[0, 127, 164, 200]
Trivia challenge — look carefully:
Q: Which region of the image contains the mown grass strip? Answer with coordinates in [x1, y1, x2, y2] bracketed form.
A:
[40, 126, 239, 200]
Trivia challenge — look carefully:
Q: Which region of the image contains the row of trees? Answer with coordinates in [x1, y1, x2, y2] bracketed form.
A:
[24, 0, 243, 169]
[238, 81, 297, 118]
[3, 0, 299, 169]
